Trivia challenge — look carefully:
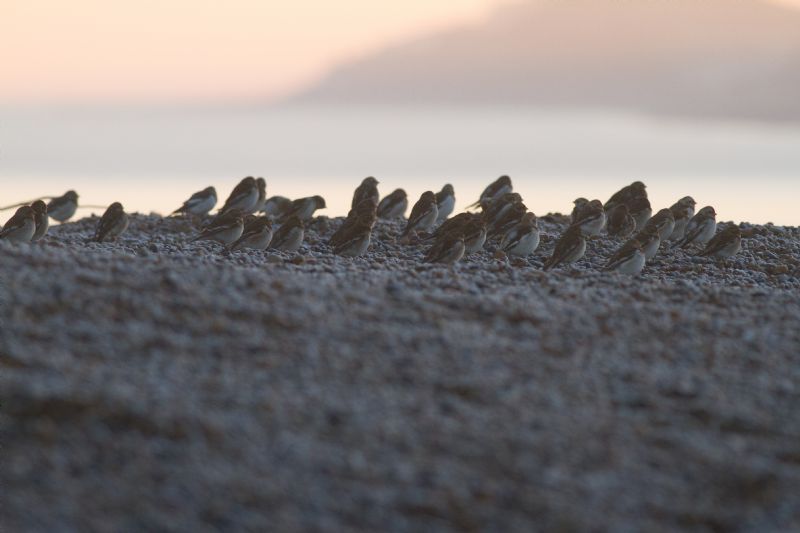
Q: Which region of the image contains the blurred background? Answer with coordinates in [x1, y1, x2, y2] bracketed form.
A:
[2, 0, 800, 223]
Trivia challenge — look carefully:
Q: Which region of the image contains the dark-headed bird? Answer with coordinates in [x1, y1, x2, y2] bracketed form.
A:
[229, 216, 273, 251]
[191, 209, 245, 244]
[351, 177, 380, 210]
[0, 206, 36, 242]
[219, 177, 259, 215]
[94, 202, 129, 243]
[270, 216, 305, 253]
[46, 190, 79, 223]
[604, 238, 646, 275]
[377, 189, 408, 219]
[31, 200, 49, 241]
[543, 225, 586, 271]
[675, 206, 717, 249]
[401, 191, 438, 239]
[468, 175, 512, 209]
[699, 225, 741, 260]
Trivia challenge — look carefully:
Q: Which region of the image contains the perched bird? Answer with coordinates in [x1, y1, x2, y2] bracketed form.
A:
[488, 202, 528, 239]
[329, 198, 378, 247]
[219, 177, 259, 215]
[191, 209, 245, 244]
[604, 238, 646, 275]
[675, 206, 717, 249]
[172, 186, 217, 217]
[93, 202, 130, 243]
[228, 216, 273, 251]
[543, 225, 586, 271]
[270, 216, 305, 252]
[605, 204, 636, 238]
[643, 208, 675, 240]
[435, 184, 456, 222]
[0, 206, 36, 242]
[699, 225, 742, 260]
[333, 217, 372, 257]
[572, 199, 606, 237]
[632, 226, 661, 261]
[430, 212, 472, 241]
[668, 197, 697, 241]
[377, 189, 409, 219]
[500, 212, 539, 257]
[31, 200, 49, 241]
[571, 198, 589, 223]
[483, 193, 522, 227]
[462, 217, 488, 254]
[628, 196, 653, 230]
[352, 177, 380, 210]
[604, 181, 647, 212]
[425, 231, 466, 264]
[280, 196, 326, 222]
[46, 190, 79, 223]
[469, 175, 513, 209]
[401, 191, 438, 238]
[253, 178, 267, 213]
[261, 196, 293, 219]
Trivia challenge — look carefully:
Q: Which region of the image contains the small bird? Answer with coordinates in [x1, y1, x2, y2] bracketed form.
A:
[330, 199, 377, 247]
[604, 238, 646, 275]
[377, 189, 409, 219]
[469, 175, 513, 209]
[401, 191, 438, 239]
[228, 216, 273, 251]
[676, 206, 717, 249]
[253, 178, 267, 213]
[280, 196, 326, 222]
[270, 216, 305, 252]
[543, 225, 586, 271]
[643, 208, 675, 240]
[261, 196, 293, 219]
[219, 177, 259, 215]
[435, 184, 456, 222]
[93, 202, 130, 243]
[462, 217, 488, 254]
[489, 202, 528, 239]
[628, 196, 653, 230]
[352, 177, 380, 210]
[172, 186, 217, 217]
[191, 209, 245, 244]
[483, 193, 522, 227]
[333, 217, 372, 257]
[605, 204, 636, 238]
[668, 197, 697, 241]
[604, 181, 647, 212]
[572, 199, 606, 237]
[0, 206, 36, 242]
[31, 200, 49, 241]
[571, 198, 589, 223]
[425, 231, 466, 264]
[699, 225, 742, 260]
[46, 190, 79, 222]
[500, 212, 539, 257]
[632, 226, 661, 261]
[430, 212, 472, 241]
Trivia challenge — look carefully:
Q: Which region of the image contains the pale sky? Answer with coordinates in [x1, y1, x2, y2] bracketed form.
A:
[2, 0, 800, 105]
[1, 0, 504, 105]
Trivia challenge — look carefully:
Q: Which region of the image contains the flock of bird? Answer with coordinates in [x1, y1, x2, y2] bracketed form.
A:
[0, 175, 742, 274]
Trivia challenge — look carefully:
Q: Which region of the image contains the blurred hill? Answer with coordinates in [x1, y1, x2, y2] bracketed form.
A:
[292, 0, 800, 121]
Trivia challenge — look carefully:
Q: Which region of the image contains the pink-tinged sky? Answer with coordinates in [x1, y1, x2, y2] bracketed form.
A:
[5, 0, 800, 106]
[1, 0, 504, 105]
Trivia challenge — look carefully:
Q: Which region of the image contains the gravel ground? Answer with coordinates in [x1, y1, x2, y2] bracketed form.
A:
[2, 213, 800, 532]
